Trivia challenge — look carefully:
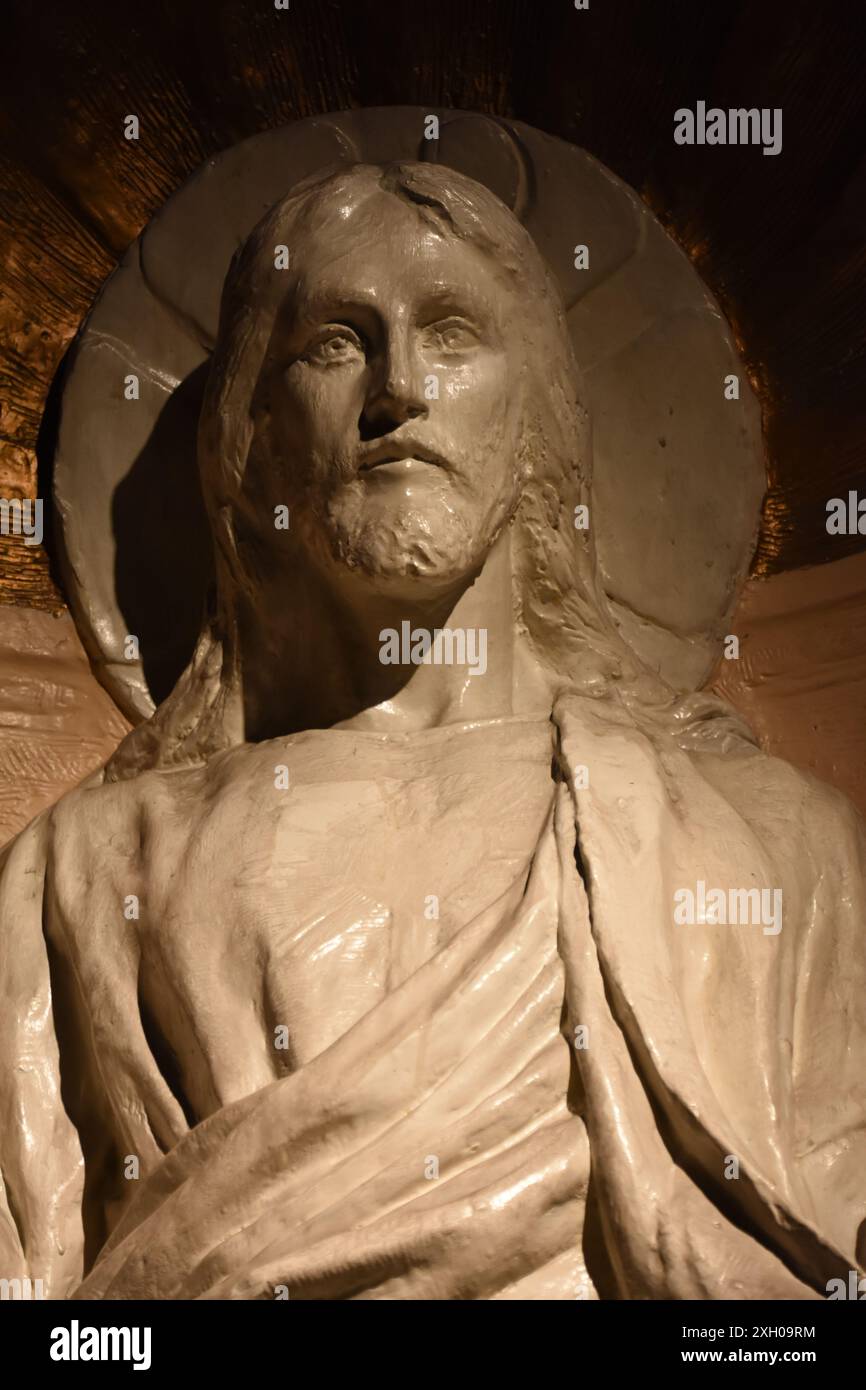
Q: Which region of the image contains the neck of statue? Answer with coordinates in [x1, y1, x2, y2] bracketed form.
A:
[232, 528, 552, 740]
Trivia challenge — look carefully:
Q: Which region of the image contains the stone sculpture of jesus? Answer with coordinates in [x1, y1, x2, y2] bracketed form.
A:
[1, 162, 864, 1301]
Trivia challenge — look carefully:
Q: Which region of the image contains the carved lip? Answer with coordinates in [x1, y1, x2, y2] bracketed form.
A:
[358, 440, 448, 472]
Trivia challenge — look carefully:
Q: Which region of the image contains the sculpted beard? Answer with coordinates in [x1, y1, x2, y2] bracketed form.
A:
[297, 444, 526, 582]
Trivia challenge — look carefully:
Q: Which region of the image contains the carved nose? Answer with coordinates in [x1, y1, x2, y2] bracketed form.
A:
[361, 352, 428, 435]
[379, 389, 426, 421]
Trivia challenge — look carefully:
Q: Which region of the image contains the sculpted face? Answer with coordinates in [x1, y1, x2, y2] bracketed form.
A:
[255, 190, 527, 589]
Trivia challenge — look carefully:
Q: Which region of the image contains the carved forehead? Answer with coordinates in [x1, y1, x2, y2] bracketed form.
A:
[279, 202, 514, 323]
[236, 161, 551, 310]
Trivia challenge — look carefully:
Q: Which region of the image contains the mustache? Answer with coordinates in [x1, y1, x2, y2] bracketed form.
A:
[357, 434, 453, 473]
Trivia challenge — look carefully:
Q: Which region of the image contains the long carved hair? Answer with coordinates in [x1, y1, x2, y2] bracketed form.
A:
[106, 162, 754, 780]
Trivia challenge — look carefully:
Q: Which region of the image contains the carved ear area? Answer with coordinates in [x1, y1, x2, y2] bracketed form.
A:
[418, 115, 531, 223]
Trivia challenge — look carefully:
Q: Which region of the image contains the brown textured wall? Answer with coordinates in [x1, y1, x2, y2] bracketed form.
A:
[713, 553, 866, 816]
[0, 606, 129, 845]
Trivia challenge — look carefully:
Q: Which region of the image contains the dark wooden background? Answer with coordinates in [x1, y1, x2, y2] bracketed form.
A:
[1, 0, 864, 612]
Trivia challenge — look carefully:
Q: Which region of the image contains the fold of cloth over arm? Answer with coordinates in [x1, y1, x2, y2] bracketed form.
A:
[3, 695, 865, 1301]
[554, 692, 866, 1299]
[0, 812, 85, 1299]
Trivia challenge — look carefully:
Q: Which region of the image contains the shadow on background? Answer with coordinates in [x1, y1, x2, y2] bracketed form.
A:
[112, 361, 214, 705]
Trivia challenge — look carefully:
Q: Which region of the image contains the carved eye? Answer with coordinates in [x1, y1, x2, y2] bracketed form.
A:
[301, 326, 365, 366]
[424, 317, 480, 353]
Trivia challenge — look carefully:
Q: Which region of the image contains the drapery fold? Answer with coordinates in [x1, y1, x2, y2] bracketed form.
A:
[1, 695, 864, 1298]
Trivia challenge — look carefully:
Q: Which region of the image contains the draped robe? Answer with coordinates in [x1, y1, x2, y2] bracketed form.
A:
[1, 693, 865, 1299]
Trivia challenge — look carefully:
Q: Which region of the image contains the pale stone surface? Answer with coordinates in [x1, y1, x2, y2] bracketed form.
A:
[0, 150, 863, 1305]
[53, 110, 764, 722]
[5, 548, 866, 846]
